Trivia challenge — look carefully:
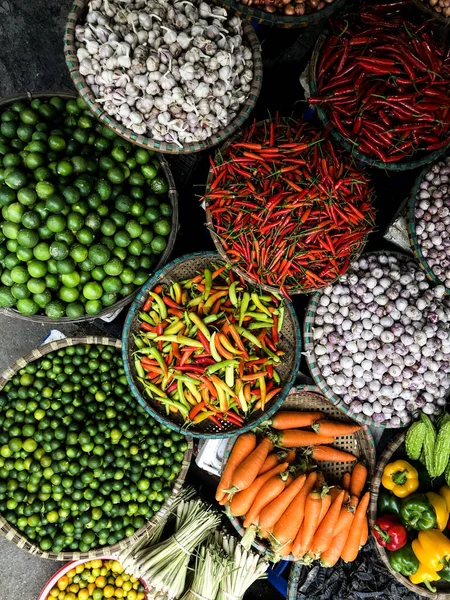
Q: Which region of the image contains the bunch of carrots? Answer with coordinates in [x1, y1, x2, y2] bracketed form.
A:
[215, 410, 371, 565]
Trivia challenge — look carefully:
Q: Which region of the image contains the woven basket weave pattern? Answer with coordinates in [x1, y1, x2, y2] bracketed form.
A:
[122, 251, 301, 438]
[0, 337, 192, 561]
[309, 35, 450, 171]
[369, 432, 450, 599]
[0, 92, 179, 324]
[224, 385, 376, 559]
[63, 0, 263, 154]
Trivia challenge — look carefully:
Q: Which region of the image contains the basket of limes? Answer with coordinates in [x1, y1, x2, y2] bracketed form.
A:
[0, 92, 178, 323]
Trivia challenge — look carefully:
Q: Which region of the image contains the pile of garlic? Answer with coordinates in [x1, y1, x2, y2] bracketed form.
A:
[75, 0, 255, 147]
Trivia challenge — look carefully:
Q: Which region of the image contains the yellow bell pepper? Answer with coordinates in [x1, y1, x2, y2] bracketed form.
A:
[409, 563, 441, 593]
[426, 492, 448, 531]
[412, 530, 450, 572]
[381, 460, 419, 498]
[440, 485, 450, 514]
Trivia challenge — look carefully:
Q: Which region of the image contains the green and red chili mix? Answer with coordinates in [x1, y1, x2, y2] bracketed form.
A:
[310, 4, 450, 163]
[133, 263, 285, 428]
[203, 118, 374, 295]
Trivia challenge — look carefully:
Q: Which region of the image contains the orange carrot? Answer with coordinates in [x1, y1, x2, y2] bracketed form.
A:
[341, 491, 371, 562]
[317, 492, 331, 525]
[229, 462, 289, 517]
[360, 514, 368, 548]
[276, 541, 293, 557]
[259, 450, 296, 475]
[216, 432, 256, 502]
[342, 472, 351, 491]
[276, 430, 335, 448]
[243, 473, 288, 528]
[312, 421, 361, 437]
[311, 446, 357, 463]
[230, 437, 273, 493]
[272, 471, 318, 548]
[292, 491, 323, 559]
[333, 496, 358, 537]
[329, 486, 342, 503]
[270, 411, 324, 430]
[320, 523, 353, 568]
[258, 473, 306, 535]
[349, 462, 368, 499]
[309, 490, 345, 558]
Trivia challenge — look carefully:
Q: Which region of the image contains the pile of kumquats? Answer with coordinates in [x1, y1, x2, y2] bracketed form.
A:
[216, 409, 371, 564]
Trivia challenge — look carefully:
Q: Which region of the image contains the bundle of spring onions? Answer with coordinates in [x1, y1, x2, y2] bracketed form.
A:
[218, 534, 269, 600]
[119, 498, 221, 599]
[181, 533, 229, 600]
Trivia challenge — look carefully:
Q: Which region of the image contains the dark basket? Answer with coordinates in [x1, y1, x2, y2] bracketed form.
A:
[0, 91, 179, 324]
[122, 251, 301, 438]
[407, 159, 450, 295]
[205, 117, 371, 295]
[309, 35, 450, 171]
[63, 0, 263, 155]
[303, 250, 434, 429]
[369, 432, 450, 599]
[0, 336, 193, 561]
[212, 0, 347, 29]
[223, 384, 376, 559]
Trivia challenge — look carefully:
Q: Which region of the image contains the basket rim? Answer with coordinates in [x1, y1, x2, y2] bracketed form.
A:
[406, 161, 450, 295]
[63, 1, 263, 155]
[121, 251, 302, 438]
[212, 0, 347, 28]
[303, 250, 427, 429]
[309, 35, 450, 171]
[0, 336, 193, 560]
[224, 384, 377, 559]
[368, 431, 450, 599]
[204, 117, 371, 295]
[0, 91, 179, 324]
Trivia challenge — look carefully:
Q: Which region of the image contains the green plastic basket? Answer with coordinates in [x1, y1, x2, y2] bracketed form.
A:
[122, 252, 301, 438]
[309, 35, 450, 171]
[407, 160, 450, 295]
[212, 0, 347, 29]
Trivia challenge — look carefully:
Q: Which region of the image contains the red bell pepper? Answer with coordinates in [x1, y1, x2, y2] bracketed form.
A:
[373, 515, 407, 551]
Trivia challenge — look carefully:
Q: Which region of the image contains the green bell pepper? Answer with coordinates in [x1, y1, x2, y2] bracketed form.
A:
[378, 491, 402, 517]
[388, 542, 420, 576]
[400, 493, 437, 531]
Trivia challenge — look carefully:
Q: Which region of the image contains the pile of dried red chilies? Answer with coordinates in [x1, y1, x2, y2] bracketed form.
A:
[310, 2, 450, 163]
[204, 118, 374, 295]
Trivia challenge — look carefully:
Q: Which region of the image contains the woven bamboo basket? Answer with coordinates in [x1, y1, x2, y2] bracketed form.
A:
[407, 161, 450, 295]
[309, 35, 450, 171]
[122, 251, 301, 438]
[0, 91, 179, 324]
[212, 0, 347, 29]
[38, 557, 151, 600]
[303, 250, 427, 429]
[223, 385, 376, 559]
[205, 117, 371, 296]
[0, 336, 193, 561]
[63, 1, 263, 155]
[412, 0, 449, 26]
[369, 432, 450, 599]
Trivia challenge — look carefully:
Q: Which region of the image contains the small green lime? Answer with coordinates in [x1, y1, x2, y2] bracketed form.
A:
[16, 298, 39, 316]
[61, 272, 80, 288]
[33, 242, 51, 261]
[27, 278, 46, 294]
[0, 287, 15, 307]
[45, 300, 65, 319]
[70, 244, 88, 263]
[59, 286, 79, 303]
[46, 214, 66, 233]
[7, 202, 25, 223]
[151, 236, 167, 254]
[114, 230, 131, 248]
[35, 181, 55, 199]
[17, 229, 39, 248]
[77, 227, 94, 245]
[27, 260, 47, 278]
[50, 241, 69, 261]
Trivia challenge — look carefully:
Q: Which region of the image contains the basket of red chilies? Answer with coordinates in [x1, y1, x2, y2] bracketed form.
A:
[203, 117, 376, 297]
[308, 2, 450, 171]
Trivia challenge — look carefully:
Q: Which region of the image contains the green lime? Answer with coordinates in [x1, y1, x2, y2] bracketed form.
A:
[114, 230, 131, 248]
[120, 267, 135, 285]
[45, 195, 65, 213]
[67, 212, 84, 231]
[102, 276, 122, 294]
[100, 218, 116, 237]
[85, 213, 101, 231]
[160, 202, 172, 217]
[28, 260, 47, 278]
[70, 244, 88, 263]
[16, 246, 33, 261]
[0, 186, 16, 207]
[20, 109, 39, 125]
[115, 195, 132, 213]
[111, 146, 127, 162]
[104, 257, 123, 276]
[154, 219, 171, 236]
[55, 229, 75, 246]
[46, 214, 66, 233]
[61, 271, 80, 288]
[50, 241, 69, 261]
[77, 227, 94, 245]
[16, 298, 39, 316]
[101, 292, 117, 307]
[25, 152, 46, 172]
[151, 176, 168, 195]
[63, 186, 80, 205]
[35, 181, 55, 199]
[33, 242, 51, 261]
[125, 220, 143, 238]
[141, 164, 158, 180]
[140, 229, 153, 245]
[33, 290, 52, 308]
[151, 236, 167, 254]
[91, 266, 105, 281]
[27, 278, 46, 294]
[12, 283, 30, 299]
[56, 257, 76, 274]
[56, 160, 73, 177]
[83, 282, 103, 300]
[17, 229, 39, 248]
[65, 302, 84, 318]
[107, 166, 126, 185]
[145, 207, 160, 223]
[128, 239, 143, 256]
[59, 286, 79, 303]
[85, 300, 102, 316]
[10, 265, 29, 284]
[45, 273, 59, 290]
[0, 287, 15, 307]
[7, 202, 25, 223]
[95, 179, 113, 201]
[22, 210, 41, 229]
[48, 135, 66, 152]
[45, 300, 65, 319]
[89, 244, 110, 266]
[2, 221, 19, 240]
[5, 169, 27, 190]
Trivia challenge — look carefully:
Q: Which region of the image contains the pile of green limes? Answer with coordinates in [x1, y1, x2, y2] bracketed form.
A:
[0, 96, 174, 318]
[0, 343, 188, 553]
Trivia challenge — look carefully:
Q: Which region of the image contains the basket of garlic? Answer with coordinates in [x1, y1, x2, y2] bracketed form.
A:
[64, 0, 263, 154]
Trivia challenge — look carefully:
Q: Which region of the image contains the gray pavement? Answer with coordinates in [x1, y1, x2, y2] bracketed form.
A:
[0, 1, 97, 597]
